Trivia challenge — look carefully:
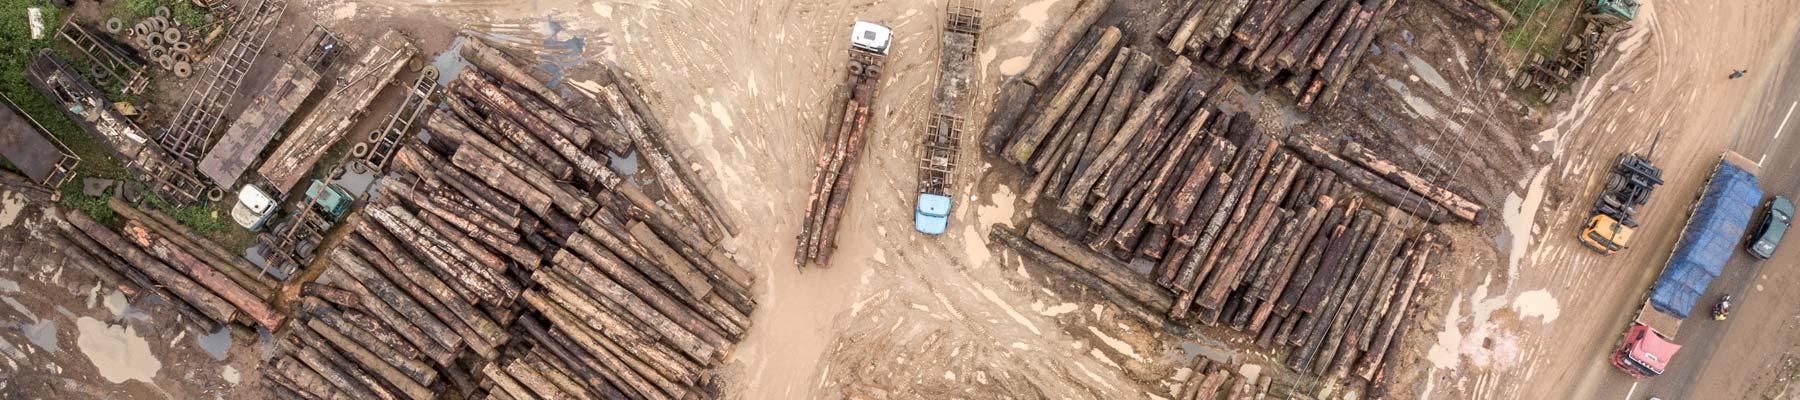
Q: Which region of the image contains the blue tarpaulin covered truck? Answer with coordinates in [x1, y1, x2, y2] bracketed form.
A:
[1612, 152, 1762, 378]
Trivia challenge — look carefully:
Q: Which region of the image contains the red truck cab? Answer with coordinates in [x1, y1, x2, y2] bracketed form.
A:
[1612, 323, 1680, 378]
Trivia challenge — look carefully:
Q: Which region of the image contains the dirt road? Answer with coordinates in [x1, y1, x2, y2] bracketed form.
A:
[1406, 0, 1800, 398]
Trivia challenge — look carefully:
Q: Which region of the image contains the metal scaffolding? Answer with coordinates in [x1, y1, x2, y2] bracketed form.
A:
[356, 66, 438, 172]
[55, 18, 150, 94]
[158, 0, 288, 162]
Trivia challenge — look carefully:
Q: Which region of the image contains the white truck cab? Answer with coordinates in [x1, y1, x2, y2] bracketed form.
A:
[231, 184, 278, 231]
[851, 21, 892, 55]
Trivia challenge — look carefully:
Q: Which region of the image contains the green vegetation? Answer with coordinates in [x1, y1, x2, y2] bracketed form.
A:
[117, 0, 211, 28]
[143, 191, 256, 254]
[2, 1, 133, 206]
[1497, 0, 1585, 60]
[2, 1, 241, 255]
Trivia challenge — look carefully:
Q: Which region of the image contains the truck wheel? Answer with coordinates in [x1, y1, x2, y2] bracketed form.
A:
[848, 63, 863, 76]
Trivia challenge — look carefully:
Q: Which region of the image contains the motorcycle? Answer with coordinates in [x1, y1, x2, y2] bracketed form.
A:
[1713, 295, 1732, 321]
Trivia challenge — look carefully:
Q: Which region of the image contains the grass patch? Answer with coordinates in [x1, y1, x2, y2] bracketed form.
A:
[2, 1, 239, 254]
[1496, 0, 1586, 60]
[116, 0, 210, 28]
[1, 2, 134, 210]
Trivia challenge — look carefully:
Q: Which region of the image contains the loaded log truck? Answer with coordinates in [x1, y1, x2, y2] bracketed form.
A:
[1611, 152, 1762, 378]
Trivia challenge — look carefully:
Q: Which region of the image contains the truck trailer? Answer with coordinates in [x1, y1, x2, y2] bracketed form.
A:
[1612, 152, 1762, 378]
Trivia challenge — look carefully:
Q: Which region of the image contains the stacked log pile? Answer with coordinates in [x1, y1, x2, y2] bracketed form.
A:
[50, 200, 284, 334]
[253, 35, 753, 399]
[1157, 0, 1403, 109]
[981, 19, 1465, 389]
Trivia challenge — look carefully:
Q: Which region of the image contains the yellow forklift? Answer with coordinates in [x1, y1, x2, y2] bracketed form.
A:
[1581, 130, 1664, 254]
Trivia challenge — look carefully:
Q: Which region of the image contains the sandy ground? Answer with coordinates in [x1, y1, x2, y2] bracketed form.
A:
[1397, 0, 1800, 398]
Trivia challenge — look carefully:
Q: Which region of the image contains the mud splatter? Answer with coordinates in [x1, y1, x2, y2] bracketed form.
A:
[1512, 289, 1561, 323]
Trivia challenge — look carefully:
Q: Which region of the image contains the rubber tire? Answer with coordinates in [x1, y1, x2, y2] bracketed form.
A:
[105, 18, 123, 33]
[205, 187, 225, 202]
[349, 142, 370, 158]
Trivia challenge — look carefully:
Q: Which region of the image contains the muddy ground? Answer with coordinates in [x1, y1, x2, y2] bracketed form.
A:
[8, 0, 1800, 398]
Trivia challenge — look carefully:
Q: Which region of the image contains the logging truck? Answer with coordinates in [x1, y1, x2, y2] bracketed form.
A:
[916, 6, 981, 235]
[1612, 152, 1761, 379]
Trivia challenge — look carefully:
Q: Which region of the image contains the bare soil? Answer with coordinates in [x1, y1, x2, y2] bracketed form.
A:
[8, 0, 1799, 398]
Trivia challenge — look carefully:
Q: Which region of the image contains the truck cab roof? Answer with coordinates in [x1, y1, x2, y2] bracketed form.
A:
[851, 21, 892, 55]
[1619, 323, 1680, 377]
[915, 193, 952, 235]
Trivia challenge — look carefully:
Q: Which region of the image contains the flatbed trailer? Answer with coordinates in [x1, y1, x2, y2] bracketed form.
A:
[915, 3, 981, 235]
[1614, 151, 1762, 378]
[0, 93, 79, 189]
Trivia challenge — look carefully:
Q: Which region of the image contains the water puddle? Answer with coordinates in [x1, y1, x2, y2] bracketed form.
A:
[1014, 0, 1056, 44]
[430, 37, 471, 87]
[1499, 166, 1551, 280]
[75, 316, 160, 384]
[0, 190, 25, 229]
[20, 319, 57, 352]
[196, 327, 232, 361]
[104, 291, 149, 321]
[1405, 53, 1455, 96]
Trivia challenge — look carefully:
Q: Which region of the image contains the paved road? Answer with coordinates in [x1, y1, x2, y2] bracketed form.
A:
[1594, 33, 1800, 400]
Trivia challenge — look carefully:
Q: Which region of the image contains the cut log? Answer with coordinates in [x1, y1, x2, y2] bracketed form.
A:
[361, 207, 505, 305]
[991, 225, 1172, 330]
[1007, 27, 1123, 165]
[1358, 237, 1434, 379]
[1273, 0, 1352, 68]
[449, 145, 556, 217]
[1159, 137, 1236, 225]
[1064, 57, 1194, 213]
[593, 84, 727, 243]
[1342, 141, 1479, 221]
[1432, 0, 1505, 31]
[1063, 51, 1155, 208]
[1025, 74, 1106, 204]
[1291, 142, 1453, 223]
[1025, 222, 1174, 312]
[1021, 0, 1115, 86]
[121, 220, 283, 328]
[304, 320, 434, 400]
[980, 79, 1039, 156]
[328, 250, 465, 354]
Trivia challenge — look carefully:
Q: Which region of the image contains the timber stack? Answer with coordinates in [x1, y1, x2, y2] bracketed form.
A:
[250, 35, 754, 400]
[1158, 0, 1404, 109]
[981, 13, 1470, 391]
[49, 200, 284, 335]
